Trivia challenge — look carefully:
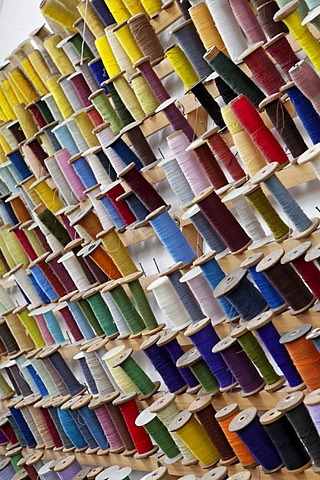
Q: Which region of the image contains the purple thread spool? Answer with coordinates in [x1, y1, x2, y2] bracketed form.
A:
[54, 455, 82, 480]
[185, 318, 235, 390]
[156, 98, 195, 142]
[213, 336, 266, 396]
[134, 57, 170, 104]
[229, 408, 283, 473]
[0, 459, 15, 480]
[157, 331, 200, 393]
[141, 334, 188, 394]
[247, 311, 304, 389]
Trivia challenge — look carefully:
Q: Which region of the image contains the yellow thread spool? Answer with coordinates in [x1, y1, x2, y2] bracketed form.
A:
[221, 105, 266, 177]
[0, 134, 11, 155]
[37, 131, 56, 156]
[1, 80, 19, 109]
[10, 68, 38, 104]
[0, 372, 14, 398]
[28, 51, 51, 88]
[113, 23, 143, 64]
[113, 74, 145, 121]
[189, 3, 226, 52]
[7, 75, 25, 104]
[139, 0, 162, 16]
[131, 73, 159, 115]
[103, 0, 130, 23]
[20, 176, 42, 206]
[122, 0, 146, 16]
[24, 228, 45, 257]
[0, 227, 29, 267]
[103, 345, 137, 392]
[0, 142, 7, 162]
[0, 230, 15, 269]
[106, 25, 136, 81]
[47, 74, 74, 119]
[40, 0, 78, 32]
[95, 35, 121, 78]
[3, 310, 35, 351]
[44, 35, 75, 76]
[0, 105, 7, 122]
[169, 411, 220, 467]
[165, 45, 199, 90]
[0, 85, 15, 120]
[13, 104, 37, 139]
[31, 177, 64, 213]
[16, 307, 45, 349]
[77, 1, 105, 38]
[73, 112, 99, 149]
[98, 227, 137, 276]
[20, 58, 49, 97]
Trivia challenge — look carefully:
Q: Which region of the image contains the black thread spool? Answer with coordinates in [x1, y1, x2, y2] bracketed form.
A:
[214, 268, 268, 322]
[258, 95, 308, 159]
[277, 391, 320, 470]
[120, 121, 158, 168]
[260, 408, 311, 473]
[188, 396, 237, 465]
[214, 76, 237, 105]
[171, 20, 212, 80]
[187, 82, 225, 129]
[176, 0, 192, 18]
[0, 320, 19, 354]
[256, 249, 316, 315]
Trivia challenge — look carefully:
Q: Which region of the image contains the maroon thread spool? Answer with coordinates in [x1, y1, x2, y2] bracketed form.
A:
[33, 398, 64, 450]
[11, 225, 38, 262]
[68, 72, 93, 108]
[45, 251, 77, 293]
[0, 416, 19, 448]
[155, 97, 195, 142]
[26, 102, 47, 129]
[21, 138, 48, 178]
[120, 120, 158, 167]
[193, 186, 252, 254]
[53, 302, 84, 342]
[133, 57, 170, 104]
[264, 33, 298, 77]
[104, 181, 136, 226]
[30, 253, 67, 298]
[7, 121, 26, 144]
[76, 242, 110, 285]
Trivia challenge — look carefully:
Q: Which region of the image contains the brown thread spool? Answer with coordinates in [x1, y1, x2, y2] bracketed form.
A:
[189, 396, 238, 465]
[2, 308, 35, 352]
[256, 249, 315, 315]
[193, 186, 252, 254]
[8, 195, 31, 224]
[257, 1, 289, 38]
[186, 139, 230, 193]
[120, 121, 158, 167]
[80, 240, 121, 280]
[128, 14, 164, 63]
[69, 204, 103, 240]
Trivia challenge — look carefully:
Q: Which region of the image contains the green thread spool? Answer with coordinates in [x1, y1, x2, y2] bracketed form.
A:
[69, 34, 94, 60]
[37, 208, 71, 247]
[71, 293, 104, 336]
[244, 185, 290, 242]
[106, 82, 134, 127]
[83, 290, 119, 338]
[231, 325, 285, 392]
[112, 348, 159, 398]
[35, 100, 55, 123]
[90, 90, 122, 134]
[7, 447, 23, 472]
[121, 274, 159, 331]
[177, 348, 219, 394]
[15, 307, 45, 349]
[135, 409, 181, 461]
[103, 282, 146, 335]
[0, 371, 14, 398]
[204, 47, 265, 108]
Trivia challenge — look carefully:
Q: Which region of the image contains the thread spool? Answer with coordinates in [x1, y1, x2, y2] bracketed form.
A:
[158, 157, 194, 207]
[82, 289, 119, 338]
[0, 459, 15, 479]
[164, 44, 199, 90]
[102, 345, 138, 392]
[256, 249, 315, 315]
[61, 396, 99, 451]
[130, 73, 159, 116]
[116, 189, 149, 223]
[204, 49, 264, 109]
[128, 14, 163, 62]
[54, 456, 82, 480]
[7, 396, 36, 447]
[44, 35, 75, 76]
[169, 410, 220, 468]
[0, 320, 18, 354]
[113, 392, 157, 458]
[292, 60, 320, 115]
[189, 3, 225, 52]
[155, 96, 195, 143]
[89, 396, 125, 453]
[97, 227, 137, 276]
[256, 2, 289, 38]
[102, 182, 136, 227]
[276, 391, 320, 469]
[185, 319, 235, 391]
[55, 396, 87, 450]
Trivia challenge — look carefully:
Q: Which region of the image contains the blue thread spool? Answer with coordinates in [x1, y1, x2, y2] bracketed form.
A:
[160, 262, 203, 324]
[147, 207, 196, 266]
[7, 149, 32, 181]
[141, 334, 188, 394]
[97, 191, 126, 230]
[118, 190, 150, 222]
[7, 397, 36, 447]
[241, 253, 287, 313]
[74, 352, 99, 395]
[28, 271, 50, 304]
[157, 331, 200, 392]
[23, 362, 49, 397]
[251, 163, 318, 238]
[65, 298, 96, 340]
[72, 395, 109, 452]
[194, 252, 239, 320]
[247, 311, 304, 389]
[42, 122, 62, 152]
[214, 268, 268, 323]
[40, 305, 65, 344]
[52, 123, 79, 157]
[29, 265, 58, 302]
[91, 0, 115, 25]
[0, 194, 19, 225]
[185, 318, 236, 390]
[89, 59, 109, 94]
[280, 83, 320, 145]
[57, 398, 88, 450]
[107, 136, 144, 171]
[69, 154, 98, 189]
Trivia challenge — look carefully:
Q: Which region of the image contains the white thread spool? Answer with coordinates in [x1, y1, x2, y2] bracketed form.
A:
[106, 25, 136, 81]
[44, 156, 78, 206]
[83, 147, 113, 186]
[100, 290, 130, 337]
[42, 93, 64, 122]
[102, 345, 137, 393]
[9, 265, 42, 307]
[0, 125, 18, 150]
[66, 118, 89, 152]
[0, 284, 15, 311]
[57, 251, 91, 291]
[0, 165, 20, 194]
[84, 346, 115, 395]
[180, 267, 225, 325]
[167, 131, 211, 195]
[205, 0, 247, 61]
[158, 156, 195, 207]
[147, 277, 191, 331]
[298, 144, 320, 182]
[57, 36, 80, 65]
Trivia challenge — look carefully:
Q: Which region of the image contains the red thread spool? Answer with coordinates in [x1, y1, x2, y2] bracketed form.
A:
[105, 183, 136, 226]
[264, 34, 299, 77]
[69, 73, 92, 108]
[239, 43, 285, 95]
[114, 393, 155, 456]
[0, 419, 19, 446]
[194, 186, 252, 254]
[55, 304, 83, 341]
[13, 229, 38, 261]
[282, 243, 320, 302]
[231, 95, 288, 166]
[24, 464, 38, 480]
[86, 106, 104, 127]
[187, 139, 229, 191]
[27, 104, 47, 129]
[32, 225, 51, 252]
[203, 128, 245, 183]
[46, 252, 77, 293]
[118, 163, 166, 212]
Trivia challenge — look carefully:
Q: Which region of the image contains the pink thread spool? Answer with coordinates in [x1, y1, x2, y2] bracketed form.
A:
[89, 396, 125, 454]
[55, 149, 86, 201]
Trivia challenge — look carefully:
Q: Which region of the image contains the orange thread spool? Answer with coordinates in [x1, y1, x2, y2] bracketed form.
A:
[10, 196, 32, 224]
[87, 243, 122, 280]
[97, 227, 137, 277]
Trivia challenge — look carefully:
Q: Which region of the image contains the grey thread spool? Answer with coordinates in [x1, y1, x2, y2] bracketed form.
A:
[159, 157, 195, 207]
